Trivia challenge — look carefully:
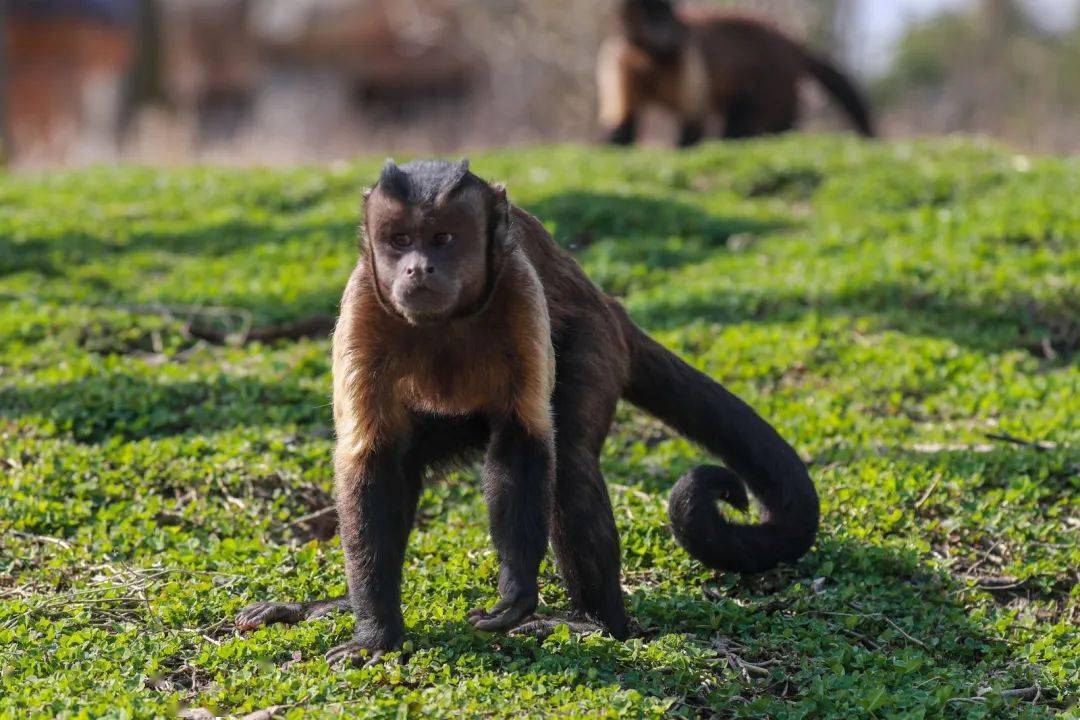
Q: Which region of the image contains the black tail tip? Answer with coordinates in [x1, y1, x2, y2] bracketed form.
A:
[667, 464, 819, 574]
[669, 464, 749, 517]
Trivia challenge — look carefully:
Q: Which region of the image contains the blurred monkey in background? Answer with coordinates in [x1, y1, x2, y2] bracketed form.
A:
[598, 0, 875, 146]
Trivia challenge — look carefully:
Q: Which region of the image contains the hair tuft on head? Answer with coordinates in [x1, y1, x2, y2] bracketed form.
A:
[378, 159, 411, 201]
[372, 158, 479, 206]
[434, 158, 473, 203]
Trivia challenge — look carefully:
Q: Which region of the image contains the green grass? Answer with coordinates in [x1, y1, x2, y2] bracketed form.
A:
[0, 137, 1077, 719]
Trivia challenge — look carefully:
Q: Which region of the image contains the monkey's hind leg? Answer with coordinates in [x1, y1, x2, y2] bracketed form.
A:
[235, 597, 350, 631]
[515, 446, 628, 640]
[508, 451, 627, 640]
[512, 353, 629, 641]
[677, 120, 704, 148]
[606, 116, 639, 146]
[722, 99, 758, 139]
[597, 38, 640, 146]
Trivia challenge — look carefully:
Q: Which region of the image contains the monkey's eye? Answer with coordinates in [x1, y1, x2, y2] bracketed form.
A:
[389, 233, 412, 249]
[432, 232, 454, 247]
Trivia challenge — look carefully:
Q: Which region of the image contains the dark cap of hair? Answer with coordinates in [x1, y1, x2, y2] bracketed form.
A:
[377, 158, 474, 205]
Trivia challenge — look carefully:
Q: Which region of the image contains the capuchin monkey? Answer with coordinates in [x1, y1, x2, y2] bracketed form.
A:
[235, 159, 819, 666]
[598, 0, 875, 146]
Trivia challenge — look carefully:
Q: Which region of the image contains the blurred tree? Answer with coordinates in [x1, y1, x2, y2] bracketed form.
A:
[0, 0, 8, 164]
[120, 0, 167, 135]
[872, 0, 1080, 151]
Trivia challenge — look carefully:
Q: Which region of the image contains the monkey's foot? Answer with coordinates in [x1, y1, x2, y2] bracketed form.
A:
[606, 121, 636, 146]
[508, 615, 606, 640]
[466, 593, 538, 632]
[325, 640, 387, 668]
[235, 597, 349, 632]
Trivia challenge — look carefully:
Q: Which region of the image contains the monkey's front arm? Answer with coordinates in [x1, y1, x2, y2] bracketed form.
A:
[467, 414, 555, 632]
[328, 441, 420, 666]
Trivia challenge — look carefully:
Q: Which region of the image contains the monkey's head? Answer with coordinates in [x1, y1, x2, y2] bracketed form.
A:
[362, 158, 510, 325]
[620, 0, 687, 57]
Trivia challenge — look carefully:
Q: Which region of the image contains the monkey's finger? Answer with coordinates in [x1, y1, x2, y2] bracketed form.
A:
[235, 601, 304, 631]
[306, 598, 350, 620]
[466, 610, 492, 625]
[471, 612, 528, 632]
[325, 641, 384, 668]
[467, 598, 512, 623]
[469, 601, 533, 632]
[325, 644, 358, 667]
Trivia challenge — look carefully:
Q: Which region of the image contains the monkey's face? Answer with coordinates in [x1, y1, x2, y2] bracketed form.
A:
[365, 187, 491, 324]
[622, 0, 686, 56]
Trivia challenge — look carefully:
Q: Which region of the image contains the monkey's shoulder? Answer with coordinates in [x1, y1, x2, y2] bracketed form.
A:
[598, 35, 655, 74]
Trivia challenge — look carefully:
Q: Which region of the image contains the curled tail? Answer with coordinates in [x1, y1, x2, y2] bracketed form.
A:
[621, 319, 819, 573]
[800, 50, 875, 137]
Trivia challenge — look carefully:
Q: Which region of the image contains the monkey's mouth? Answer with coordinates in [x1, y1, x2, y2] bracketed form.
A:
[395, 286, 456, 321]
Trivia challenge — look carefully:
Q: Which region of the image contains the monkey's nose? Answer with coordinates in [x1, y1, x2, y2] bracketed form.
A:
[405, 265, 436, 276]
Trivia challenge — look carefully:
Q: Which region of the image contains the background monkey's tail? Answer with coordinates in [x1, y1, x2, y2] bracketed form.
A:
[621, 320, 819, 573]
[799, 48, 876, 138]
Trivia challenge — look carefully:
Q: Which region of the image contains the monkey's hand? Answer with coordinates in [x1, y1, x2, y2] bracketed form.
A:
[236, 601, 309, 631]
[235, 597, 348, 631]
[466, 582, 538, 633]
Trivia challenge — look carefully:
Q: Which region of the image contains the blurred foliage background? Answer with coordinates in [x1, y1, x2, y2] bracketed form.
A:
[2, 0, 1080, 168]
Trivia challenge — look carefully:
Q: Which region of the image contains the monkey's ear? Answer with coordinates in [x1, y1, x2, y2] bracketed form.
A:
[491, 182, 507, 205]
[485, 183, 514, 286]
[357, 223, 370, 252]
[489, 183, 513, 252]
[358, 187, 375, 253]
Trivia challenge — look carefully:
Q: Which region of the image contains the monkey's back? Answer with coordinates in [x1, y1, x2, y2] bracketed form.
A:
[679, 10, 807, 111]
[509, 206, 634, 391]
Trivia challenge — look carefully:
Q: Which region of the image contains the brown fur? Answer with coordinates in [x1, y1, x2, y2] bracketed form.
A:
[599, 3, 874, 143]
[333, 238, 555, 464]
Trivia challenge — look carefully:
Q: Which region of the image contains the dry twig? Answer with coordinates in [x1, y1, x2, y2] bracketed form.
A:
[981, 431, 1057, 451]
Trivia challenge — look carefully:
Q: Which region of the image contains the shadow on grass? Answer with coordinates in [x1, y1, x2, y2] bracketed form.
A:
[632, 280, 1080, 361]
[0, 217, 357, 278]
[525, 191, 791, 251]
[195, 445, 1066, 714]
[0, 231, 113, 278]
[5, 190, 1074, 362]
[375, 536, 1062, 716]
[525, 191, 1076, 361]
[883, 445, 1076, 609]
[0, 374, 331, 443]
